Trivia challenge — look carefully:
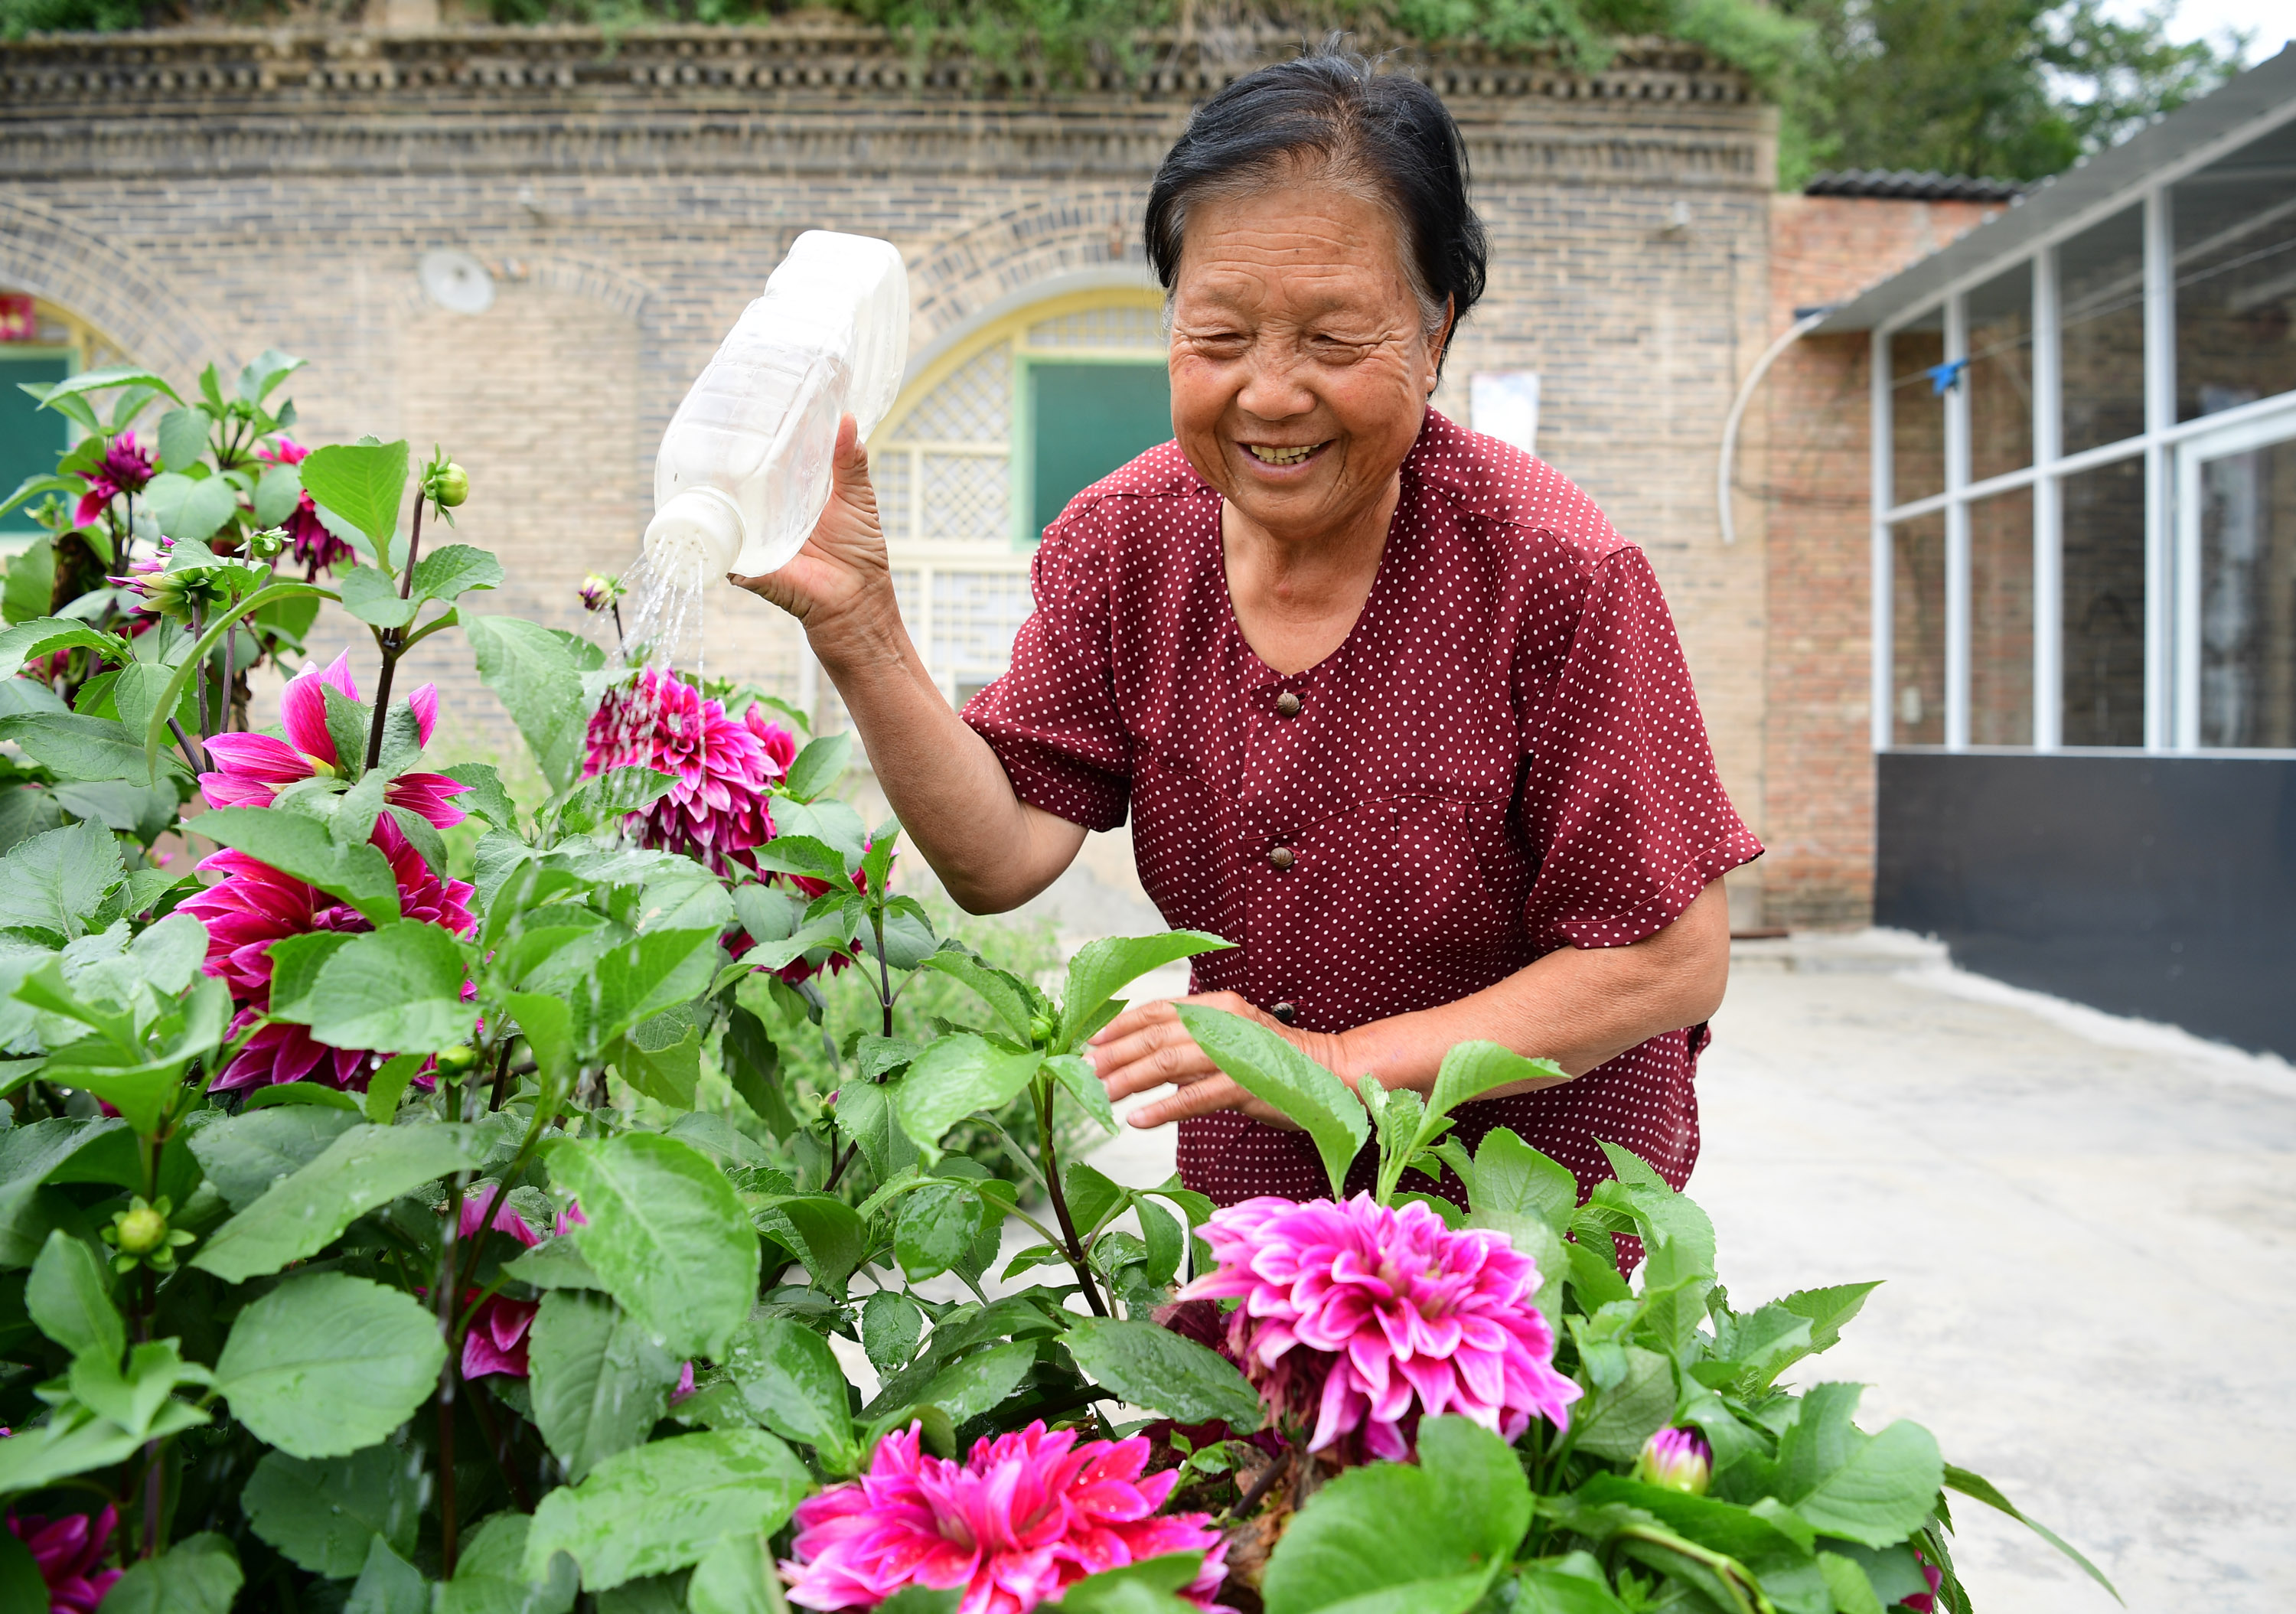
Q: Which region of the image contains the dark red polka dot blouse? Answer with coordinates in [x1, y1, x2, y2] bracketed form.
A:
[963, 409, 1762, 1212]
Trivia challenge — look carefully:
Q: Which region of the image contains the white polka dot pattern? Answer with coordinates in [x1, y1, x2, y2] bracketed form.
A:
[963, 409, 1763, 1216]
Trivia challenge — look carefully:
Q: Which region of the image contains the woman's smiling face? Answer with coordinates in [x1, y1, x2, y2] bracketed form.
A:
[1168, 178, 1445, 543]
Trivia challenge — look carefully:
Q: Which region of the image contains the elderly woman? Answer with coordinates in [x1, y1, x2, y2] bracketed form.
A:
[735, 47, 1761, 1211]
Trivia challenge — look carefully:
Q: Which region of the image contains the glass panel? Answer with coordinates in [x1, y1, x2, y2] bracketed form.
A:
[1889, 306, 1946, 507]
[899, 344, 1011, 444]
[1, 352, 71, 536]
[921, 452, 1008, 541]
[1968, 487, 2035, 745]
[1966, 262, 2033, 483]
[930, 569, 1035, 686]
[2174, 118, 2296, 422]
[2059, 207, 2149, 455]
[1026, 305, 1165, 348]
[1891, 513, 1946, 745]
[2199, 435, 2296, 748]
[2062, 455, 2148, 746]
[1028, 361, 1172, 538]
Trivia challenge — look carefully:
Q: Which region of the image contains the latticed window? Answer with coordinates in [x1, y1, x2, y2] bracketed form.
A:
[870, 287, 1170, 701]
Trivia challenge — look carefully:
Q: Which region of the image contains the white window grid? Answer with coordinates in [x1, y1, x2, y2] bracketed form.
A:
[1869, 93, 2296, 758]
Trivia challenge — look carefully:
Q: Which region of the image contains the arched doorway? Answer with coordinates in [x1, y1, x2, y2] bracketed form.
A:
[872, 286, 1169, 706]
[0, 295, 127, 547]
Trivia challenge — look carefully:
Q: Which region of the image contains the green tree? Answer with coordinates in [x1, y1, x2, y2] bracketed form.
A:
[1776, 0, 2249, 187]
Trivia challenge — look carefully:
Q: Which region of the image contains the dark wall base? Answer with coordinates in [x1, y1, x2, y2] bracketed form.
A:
[1875, 752, 2296, 1059]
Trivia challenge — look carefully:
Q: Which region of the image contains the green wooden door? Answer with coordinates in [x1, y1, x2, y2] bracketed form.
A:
[2, 353, 72, 537]
[1026, 361, 1172, 540]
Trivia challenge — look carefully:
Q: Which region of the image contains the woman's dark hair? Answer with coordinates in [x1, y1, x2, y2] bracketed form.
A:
[1144, 39, 1487, 359]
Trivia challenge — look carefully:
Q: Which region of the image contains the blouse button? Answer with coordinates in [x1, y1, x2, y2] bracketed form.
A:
[1267, 845, 1295, 871]
[1270, 1002, 1298, 1025]
[1274, 690, 1302, 718]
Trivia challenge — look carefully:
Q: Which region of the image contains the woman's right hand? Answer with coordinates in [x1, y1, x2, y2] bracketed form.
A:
[728, 413, 902, 670]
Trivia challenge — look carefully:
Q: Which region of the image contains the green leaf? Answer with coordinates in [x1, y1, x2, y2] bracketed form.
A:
[440, 1511, 577, 1614]
[1570, 1345, 1675, 1462]
[1591, 1142, 1715, 1294]
[1047, 1052, 1117, 1133]
[340, 564, 419, 629]
[301, 442, 409, 549]
[243, 1444, 423, 1576]
[465, 615, 592, 794]
[894, 1034, 1045, 1152]
[0, 618, 130, 680]
[253, 459, 305, 527]
[781, 731, 853, 800]
[161, 472, 244, 543]
[0, 711, 187, 786]
[1469, 1127, 1579, 1235]
[915, 1338, 1036, 1424]
[524, 1430, 816, 1592]
[1942, 1464, 2121, 1603]
[1818, 1552, 1887, 1614]
[193, 1122, 478, 1283]
[726, 1316, 859, 1472]
[1776, 1384, 1944, 1549]
[344, 1535, 430, 1614]
[613, 1022, 702, 1107]
[572, 927, 723, 1055]
[236, 347, 306, 404]
[413, 543, 504, 604]
[687, 1531, 784, 1614]
[0, 820, 122, 944]
[551, 1132, 759, 1360]
[25, 1228, 121, 1361]
[0, 1532, 46, 1612]
[1263, 1417, 1529, 1614]
[0, 476, 77, 523]
[553, 766, 678, 836]
[36, 365, 182, 408]
[190, 806, 400, 924]
[1513, 1561, 1629, 1614]
[893, 1180, 996, 1284]
[757, 1195, 866, 1299]
[1172, 1004, 1365, 1198]
[1063, 1316, 1262, 1427]
[1, 536, 54, 626]
[528, 1290, 683, 1484]
[156, 406, 212, 473]
[289, 920, 475, 1055]
[1060, 932, 1230, 1051]
[442, 762, 520, 833]
[187, 1097, 363, 1212]
[95, 1532, 241, 1614]
[913, 947, 1038, 1042]
[862, 1290, 926, 1374]
[214, 1273, 446, 1459]
[504, 1237, 606, 1293]
[1776, 1281, 1882, 1358]
[722, 1004, 795, 1137]
[1422, 1043, 1561, 1143]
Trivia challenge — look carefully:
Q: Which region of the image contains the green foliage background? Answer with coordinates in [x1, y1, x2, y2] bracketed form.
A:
[0, 0, 2255, 191]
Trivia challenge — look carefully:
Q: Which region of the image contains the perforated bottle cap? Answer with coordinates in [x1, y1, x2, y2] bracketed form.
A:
[644, 486, 747, 575]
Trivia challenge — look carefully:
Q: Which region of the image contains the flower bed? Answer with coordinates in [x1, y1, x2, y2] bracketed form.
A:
[0, 357, 2107, 1612]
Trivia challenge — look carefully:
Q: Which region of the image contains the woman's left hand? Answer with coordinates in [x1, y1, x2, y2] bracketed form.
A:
[1088, 992, 1350, 1131]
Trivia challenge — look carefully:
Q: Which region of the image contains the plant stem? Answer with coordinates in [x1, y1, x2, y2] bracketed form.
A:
[1035, 1082, 1107, 1317]
[220, 612, 236, 735]
[189, 606, 211, 739]
[488, 1039, 515, 1114]
[467, 1380, 535, 1515]
[823, 1136, 859, 1193]
[165, 718, 204, 777]
[437, 1141, 464, 1578]
[363, 496, 424, 774]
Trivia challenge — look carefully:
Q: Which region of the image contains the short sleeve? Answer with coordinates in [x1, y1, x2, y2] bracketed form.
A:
[960, 517, 1131, 832]
[1518, 545, 1762, 951]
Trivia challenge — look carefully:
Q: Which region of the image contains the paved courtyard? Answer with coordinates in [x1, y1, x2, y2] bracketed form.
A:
[1079, 934, 2296, 1613]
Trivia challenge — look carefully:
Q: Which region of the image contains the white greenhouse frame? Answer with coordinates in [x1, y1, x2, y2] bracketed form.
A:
[1866, 90, 2296, 758]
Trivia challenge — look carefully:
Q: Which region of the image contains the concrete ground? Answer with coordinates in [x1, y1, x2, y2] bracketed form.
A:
[1067, 935, 2296, 1614]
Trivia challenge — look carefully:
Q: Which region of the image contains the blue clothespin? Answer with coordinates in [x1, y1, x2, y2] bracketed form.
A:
[1926, 358, 1968, 396]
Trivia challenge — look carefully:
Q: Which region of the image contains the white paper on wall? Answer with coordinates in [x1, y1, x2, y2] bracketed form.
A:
[1469, 370, 1540, 456]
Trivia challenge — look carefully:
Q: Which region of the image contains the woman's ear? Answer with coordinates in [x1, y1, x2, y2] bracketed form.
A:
[1427, 295, 1456, 393]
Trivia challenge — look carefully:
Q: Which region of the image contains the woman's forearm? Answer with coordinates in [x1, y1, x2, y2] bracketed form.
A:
[813, 616, 1084, 912]
[1333, 879, 1733, 1094]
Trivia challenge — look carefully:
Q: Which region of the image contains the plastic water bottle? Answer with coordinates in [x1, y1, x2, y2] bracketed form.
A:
[644, 231, 910, 576]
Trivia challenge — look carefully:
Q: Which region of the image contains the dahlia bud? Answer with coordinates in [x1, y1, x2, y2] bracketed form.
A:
[1029, 1009, 1057, 1045]
[244, 524, 289, 561]
[116, 1205, 167, 1254]
[579, 573, 625, 614]
[429, 461, 470, 508]
[435, 1044, 480, 1077]
[1632, 1428, 1711, 1495]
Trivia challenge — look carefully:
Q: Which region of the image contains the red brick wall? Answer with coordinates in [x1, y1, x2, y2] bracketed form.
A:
[1760, 195, 2000, 928]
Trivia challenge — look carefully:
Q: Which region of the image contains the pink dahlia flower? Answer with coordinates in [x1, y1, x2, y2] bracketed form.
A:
[583, 667, 794, 875]
[178, 816, 477, 1091]
[73, 432, 153, 528]
[1179, 1194, 1580, 1462]
[785, 1422, 1231, 1614]
[6, 1505, 122, 1613]
[256, 436, 355, 575]
[201, 650, 468, 828]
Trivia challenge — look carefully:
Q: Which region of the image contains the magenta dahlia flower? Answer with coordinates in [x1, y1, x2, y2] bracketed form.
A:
[256, 436, 355, 575]
[1179, 1194, 1579, 1462]
[582, 667, 794, 875]
[177, 815, 476, 1091]
[73, 432, 154, 528]
[784, 1422, 1230, 1614]
[201, 650, 468, 828]
[5, 1505, 122, 1613]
